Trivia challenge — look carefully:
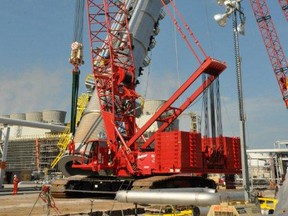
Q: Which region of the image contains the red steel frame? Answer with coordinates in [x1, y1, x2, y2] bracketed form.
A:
[86, 0, 137, 149]
[278, 0, 288, 22]
[86, 0, 227, 176]
[249, 0, 288, 108]
[127, 57, 226, 150]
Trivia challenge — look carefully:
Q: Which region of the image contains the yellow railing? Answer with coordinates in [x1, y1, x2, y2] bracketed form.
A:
[51, 93, 90, 168]
[258, 197, 278, 214]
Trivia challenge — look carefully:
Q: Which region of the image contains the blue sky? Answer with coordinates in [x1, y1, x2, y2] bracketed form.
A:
[0, 0, 287, 149]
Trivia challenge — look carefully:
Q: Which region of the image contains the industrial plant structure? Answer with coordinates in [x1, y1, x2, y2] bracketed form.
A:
[0, 110, 66, 183]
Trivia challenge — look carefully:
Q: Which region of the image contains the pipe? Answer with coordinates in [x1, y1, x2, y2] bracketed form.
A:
[116, 189, 245, 207]
[150, 187, 216, 193]
[0, 117, 65, 132]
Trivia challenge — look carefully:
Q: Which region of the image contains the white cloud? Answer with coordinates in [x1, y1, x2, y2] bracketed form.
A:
[0, 67, 71, 117]
[221, 96, 288, 149]
[137, 67, 181, 100]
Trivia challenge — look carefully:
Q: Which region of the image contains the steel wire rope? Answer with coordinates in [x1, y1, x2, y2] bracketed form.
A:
[143, 52, 152, 99]
[201, 1, 223, 138]
[204, 0, 237, 136]
[169, 1, 204, 129]
[173, 1, 181, 90]
[73, 0, 84, 43]
[172, 1, 184, 126]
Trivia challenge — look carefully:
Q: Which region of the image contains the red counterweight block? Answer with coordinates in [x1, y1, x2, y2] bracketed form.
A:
[202, 136, 241, 173]
[154, 131, 203, 174]
[224, 137, 241, 171]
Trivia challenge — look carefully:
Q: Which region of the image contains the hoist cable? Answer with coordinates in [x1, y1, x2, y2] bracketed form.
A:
[73, 0, 85, 43]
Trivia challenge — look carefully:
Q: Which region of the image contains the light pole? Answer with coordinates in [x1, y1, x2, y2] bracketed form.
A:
[214, 0, 250, 202]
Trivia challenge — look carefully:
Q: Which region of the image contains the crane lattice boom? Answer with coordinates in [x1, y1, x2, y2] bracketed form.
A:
[249, 0, 288, 108]
[278, 0, 288, 22]
[85, 0, 227, 176]
[86, 0, 137, 143]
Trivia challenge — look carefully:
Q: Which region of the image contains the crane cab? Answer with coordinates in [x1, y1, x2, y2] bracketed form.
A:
[72, 139, 112, 173]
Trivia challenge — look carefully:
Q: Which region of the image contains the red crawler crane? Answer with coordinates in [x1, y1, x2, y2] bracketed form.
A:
[51, 1, 243, 198]
[86, 0, 138, 175]
[249, 0, 288, 108]
[83, 0, 240, 178]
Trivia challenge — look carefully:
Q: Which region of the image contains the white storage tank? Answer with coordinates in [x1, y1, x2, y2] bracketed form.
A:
[74, 92, 105, 143]
[138, 99, 180, 132]
[26, 111, 43, 122]
[142, 99, 165, 115]
[42, 110, 66, 124]
[10, 113, 26, 120]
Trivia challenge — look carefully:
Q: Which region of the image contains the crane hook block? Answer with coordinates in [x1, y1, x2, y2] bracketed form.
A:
[69, 41, 84, 66]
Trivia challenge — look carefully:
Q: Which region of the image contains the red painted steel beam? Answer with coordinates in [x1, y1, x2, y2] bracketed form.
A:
[278, 0, 288, 22]
[126, 57, 226, 149]
[86, 0, 137, 146]
[249, 0, 288, 108]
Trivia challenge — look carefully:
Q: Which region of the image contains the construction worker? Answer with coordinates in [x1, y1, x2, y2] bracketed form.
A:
[13, 175, 19, 195]
[68, 139, 75, 155]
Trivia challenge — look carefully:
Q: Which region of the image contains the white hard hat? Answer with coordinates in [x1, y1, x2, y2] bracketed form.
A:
[14, 175, 17, 177]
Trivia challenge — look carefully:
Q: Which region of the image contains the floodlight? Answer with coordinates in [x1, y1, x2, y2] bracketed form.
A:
[214, 13, 228, 27]
[217, 0, 226, 6]
[237, 22, 245, 35]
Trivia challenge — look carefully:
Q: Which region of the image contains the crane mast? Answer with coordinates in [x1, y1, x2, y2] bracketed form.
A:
[249, 0, 288, 108]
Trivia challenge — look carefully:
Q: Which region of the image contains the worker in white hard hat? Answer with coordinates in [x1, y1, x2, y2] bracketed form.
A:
[13, 174, 19, 195]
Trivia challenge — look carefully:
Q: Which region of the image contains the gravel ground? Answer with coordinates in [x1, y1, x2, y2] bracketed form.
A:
[0, 193, 136, 216]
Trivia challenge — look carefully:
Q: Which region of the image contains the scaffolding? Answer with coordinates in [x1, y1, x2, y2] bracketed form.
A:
[3, 134, 61, 175]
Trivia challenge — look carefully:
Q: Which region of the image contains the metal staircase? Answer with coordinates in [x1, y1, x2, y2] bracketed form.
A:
[51, 93, 90, 168]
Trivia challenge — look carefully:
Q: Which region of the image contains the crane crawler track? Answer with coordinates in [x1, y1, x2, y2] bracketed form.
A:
[50, 178, 69, 198]
[132, 175, 217, 191]
[51, 175, 217, 198]
[51, 175, 134, 198]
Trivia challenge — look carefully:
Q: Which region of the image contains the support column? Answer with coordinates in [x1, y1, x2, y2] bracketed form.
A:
[0, 127, 10, 188]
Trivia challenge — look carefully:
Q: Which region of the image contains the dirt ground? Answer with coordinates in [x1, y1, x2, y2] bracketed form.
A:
[0, 193, 136, 216]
